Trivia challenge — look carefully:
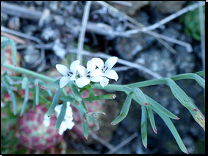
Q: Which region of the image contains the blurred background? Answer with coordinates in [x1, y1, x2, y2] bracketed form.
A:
[1, 1, 205, 154]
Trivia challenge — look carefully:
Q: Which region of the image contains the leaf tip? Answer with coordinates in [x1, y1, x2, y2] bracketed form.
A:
[185, 149, 188, 154]
[144, 103, 149, 106]
[144, 144, 147, 149]
[154, 128, 157, 134]
[176, 117, 180, 120]
[193, 109, 197, 112]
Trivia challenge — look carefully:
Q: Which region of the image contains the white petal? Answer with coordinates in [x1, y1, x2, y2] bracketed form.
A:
[76, 77, 90, 88]
[56, 64, 70, 76]
[76, 65, 86, 77]
[90, 69, 102, 76]
[100, 77, 109, 87]
[70, 60, 80, 73]
[60, 76, 71, 88]
[90, 76, 103, 82]
[104, 70, 118, 81]
[91, 58, 104, 70]
[105, 57, 118, 70]
[87, 60, 96, 72]
[59, 122, 67, 135]
[43, 114, 51, 127]
[70, 73, 76, 81]
[65, 119, 75, 129]
[54, 104, 62, 114]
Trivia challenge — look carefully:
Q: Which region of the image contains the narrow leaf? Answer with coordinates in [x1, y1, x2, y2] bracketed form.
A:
[145, 95, 179, 120]
[189, 109, 205, 131]
[35, 79, 39, 105]
[20, 85, 29, 116]
[132, 87, 149, 106]
[22, 77, 28, 90]
[154, 109, 188, 154]
[10, 39, 17, 66]
[55, 102, 67, 129]
[83, 114, 89, 139]
[83, 94, 116, 103]
[111, 92, 134, 125]
[70, 81, 82, 102]
[1, 40, 10, 49]
[1, 86, 6, 100]
[2, 78, 16, 115]
[46, 87, 61, 116]
[141, 105, 147, 148]
[167, 78, 196, 110]
[5, 75, 14, 85]
[1, 49, 6, 65]
[10, 91, 17, 115]
[147, 106, 157, 134]
[192, 74, 205, 89]
[46, 90, 53, 97]
[40, 79, 60, 90]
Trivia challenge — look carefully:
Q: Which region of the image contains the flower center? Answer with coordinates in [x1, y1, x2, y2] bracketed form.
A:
[67, 72, 73, 77]
[102, 66, 108, 73]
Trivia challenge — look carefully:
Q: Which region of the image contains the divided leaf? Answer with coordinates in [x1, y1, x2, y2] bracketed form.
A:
[141, 105, 147, 148]
[145, 95, 179, 120]
[147, 106, 157, 134]
[132, 87, 149, 106]
[46, 87, 61, 116]
[111, 92, 134, 125]
[70, 81, 82, 102]
[40, 79, 60, 90]
[166, 78, 196, 110]
[192, 74, 205, 89]
[55, 102, 67, 129]
[20, 84, 29, 116]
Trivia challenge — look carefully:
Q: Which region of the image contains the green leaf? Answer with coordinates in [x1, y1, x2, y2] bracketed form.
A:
[46, 87, 61, 116]
[22, 77, 28, 90]
[70, 81, 82, 102]
[34, 79, 39, 105]
[55, 102, 67, 129]
[166, 78, 196, 110]
[111, 92, 134, 125]
[141, 105, 147, 148]
[5, 75, 14, 85]
[1, 49, 6, 65]
[132, 87, 149, 106]
[189, 109, 205, 131]
[20, 85, 29, 116]
[192, 74, 205, 89]
[10, 91, 17, 115]
[145, 95, 179, 120]
[1, 78, 16, 115]
[1, 86, 6, 100]
[10, 39, 17, 66]
[147, 106, 157, 134]
[82, 114, 89, 139]
[40, 79, 60, 90]
[154, 109, 188, 154]
[46, 90, 53, 97]
[83, 94, 116, 103]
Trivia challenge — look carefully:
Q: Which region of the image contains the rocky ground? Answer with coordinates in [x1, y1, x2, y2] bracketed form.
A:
[1, 1, 205, 154]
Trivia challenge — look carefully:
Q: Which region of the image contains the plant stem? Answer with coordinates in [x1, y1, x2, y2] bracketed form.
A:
[2, 63, 55, 83]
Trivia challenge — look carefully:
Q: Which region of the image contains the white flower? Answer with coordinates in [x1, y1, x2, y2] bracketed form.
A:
[91, 57, 118, 87]
[75, 60, 103, 88]
[43, 114, 51, 127]
[56, 60, 80, 88]
[54, 102, 75, 135]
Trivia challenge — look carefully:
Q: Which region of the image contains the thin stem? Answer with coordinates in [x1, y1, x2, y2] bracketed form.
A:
[2, 63, 55, 83]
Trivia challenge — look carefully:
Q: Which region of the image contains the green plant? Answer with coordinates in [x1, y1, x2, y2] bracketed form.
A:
[1, 36, 205, 154]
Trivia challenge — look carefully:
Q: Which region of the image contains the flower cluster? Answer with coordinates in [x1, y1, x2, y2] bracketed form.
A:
[44, 102, 74, 135]
[56, 57, 118, 88]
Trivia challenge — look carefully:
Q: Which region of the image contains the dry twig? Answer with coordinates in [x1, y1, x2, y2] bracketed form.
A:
[106, 132, 138, 154]
[77, 1, 92, 64]
[124, 2, 205, 35]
